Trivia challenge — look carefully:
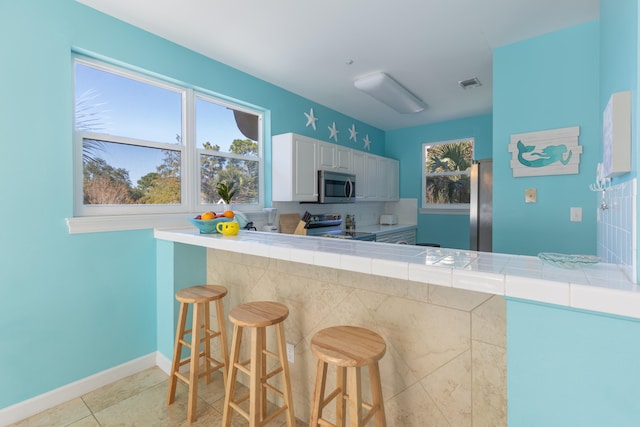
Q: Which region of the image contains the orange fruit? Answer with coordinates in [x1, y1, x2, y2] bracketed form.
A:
[223, 210, 235, 219]
[201, 211, 215, 220]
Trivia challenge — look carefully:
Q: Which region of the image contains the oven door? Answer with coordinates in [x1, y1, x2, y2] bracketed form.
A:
[318, 170, 356, 203]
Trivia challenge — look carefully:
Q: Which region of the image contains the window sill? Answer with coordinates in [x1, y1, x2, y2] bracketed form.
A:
[66, 214, 196, 234]
[419, 207, 470, 215]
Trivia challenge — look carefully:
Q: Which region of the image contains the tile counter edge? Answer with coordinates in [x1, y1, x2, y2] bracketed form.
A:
[154, 228, 640, 319]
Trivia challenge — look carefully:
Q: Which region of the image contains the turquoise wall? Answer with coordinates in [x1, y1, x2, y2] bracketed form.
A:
[492, 21, 600, 256]
[0, 0, 382, 409]
[506, 3, 640, 425]
[156, 241, 207, 359]
[599, 0, 639, 281]
[385, 114, 492, 248]
[507, 299, 640, 426]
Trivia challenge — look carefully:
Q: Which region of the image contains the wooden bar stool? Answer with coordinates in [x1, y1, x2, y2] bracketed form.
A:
[222, 301, 295, 427]
[167, 285, 229, 423]
[309, 325, 387, 427]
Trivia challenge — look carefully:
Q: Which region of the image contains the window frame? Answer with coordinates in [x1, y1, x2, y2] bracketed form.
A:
[68, 55, 264, 233]
[420, 138, 474, 215]
[193, 92, 264, 212]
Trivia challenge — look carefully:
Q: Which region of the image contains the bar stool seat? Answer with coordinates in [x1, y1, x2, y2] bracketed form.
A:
[309, 325, 387, 427]
[167, 284, 229, 423]
[222, 301, 296, 427]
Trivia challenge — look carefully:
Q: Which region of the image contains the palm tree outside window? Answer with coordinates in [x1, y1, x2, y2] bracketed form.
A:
[422, 139, 473, 213]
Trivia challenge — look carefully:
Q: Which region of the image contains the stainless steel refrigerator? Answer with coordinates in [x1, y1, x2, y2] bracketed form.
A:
[470, 159, 493, 252]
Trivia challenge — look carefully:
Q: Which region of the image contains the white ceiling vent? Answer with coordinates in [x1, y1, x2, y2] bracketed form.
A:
[458, 77, 482, 90]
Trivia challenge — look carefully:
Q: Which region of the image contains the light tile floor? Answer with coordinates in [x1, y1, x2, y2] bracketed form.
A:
[10, 367, 306, 427]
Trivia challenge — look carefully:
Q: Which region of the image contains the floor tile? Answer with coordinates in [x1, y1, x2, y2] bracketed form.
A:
[93, 380, 219, 426]
[10, 398, 91, 427]
[82, 366, 168, 413]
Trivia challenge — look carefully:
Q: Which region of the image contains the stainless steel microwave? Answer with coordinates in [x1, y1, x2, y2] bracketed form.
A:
[318, 170, 356, 203]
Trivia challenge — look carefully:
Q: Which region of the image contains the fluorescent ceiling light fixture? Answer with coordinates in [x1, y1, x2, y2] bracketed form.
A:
[354, 73, 426, 114]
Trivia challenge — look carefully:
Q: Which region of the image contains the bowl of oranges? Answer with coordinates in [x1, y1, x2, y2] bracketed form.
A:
[189, 210, 235, 234]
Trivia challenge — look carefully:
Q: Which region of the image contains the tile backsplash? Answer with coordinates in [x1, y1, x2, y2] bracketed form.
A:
[597, 178, 637, 282]
[273, 198, 418, 229]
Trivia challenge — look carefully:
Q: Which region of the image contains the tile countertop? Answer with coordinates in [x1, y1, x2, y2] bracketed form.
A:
[154, 228, 640, 320]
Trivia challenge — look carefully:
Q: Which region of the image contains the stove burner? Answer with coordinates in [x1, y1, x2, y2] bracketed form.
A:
[305, 213, 375, 241]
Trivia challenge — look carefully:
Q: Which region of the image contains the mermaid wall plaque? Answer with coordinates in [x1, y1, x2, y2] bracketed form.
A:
[508, 126, 582, 177]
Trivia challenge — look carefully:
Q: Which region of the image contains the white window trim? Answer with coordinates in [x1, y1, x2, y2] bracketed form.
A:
[419, 205, 470, 215]
[68, 55, 265, 233]
[421, 138, 474, 214]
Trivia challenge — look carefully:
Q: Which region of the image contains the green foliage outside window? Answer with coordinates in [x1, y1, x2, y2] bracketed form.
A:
[424, 140, 473, 205]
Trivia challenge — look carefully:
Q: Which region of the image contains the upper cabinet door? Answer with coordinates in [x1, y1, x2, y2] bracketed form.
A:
[318, 142, 335, 170]
[293, 136, 318, 200]
[378, 157, 399, 200]
[318, 142, 352, 172]
[272, 133, 318, 202]
[365, 154, 379, 200]
[335, 146, 352, 172]
[352, 151, 366, 199]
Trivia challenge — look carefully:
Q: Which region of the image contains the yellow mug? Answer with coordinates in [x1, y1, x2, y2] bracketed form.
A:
[216, 221, 240, 236]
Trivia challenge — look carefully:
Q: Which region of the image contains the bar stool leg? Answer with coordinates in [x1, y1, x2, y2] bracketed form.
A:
[216, 298, 230, 387]
[202, 301, 212, 385]
[167, 301, 188, 405]
[249, 326, 263, 426]
[369, 362, 386, 427]
[336, 366, 347, 427]
[222, 324, 243, 427]
[309, 359, 327, 427]
[186, 302, 201, 423]
[347, 367, 362, 426]
[276, 323, 296, 427]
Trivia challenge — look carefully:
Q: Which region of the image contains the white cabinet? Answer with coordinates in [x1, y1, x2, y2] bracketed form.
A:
[336, 146, 352, 171]
[377, 157, 400, 201]
[319, 142, 351, 172]
[352, 151, 366, 199]
[272, 132, 399, 202]
[365, 154, 379, 199]
[272, 133, 318, 202]
[353, 152, 399, 201]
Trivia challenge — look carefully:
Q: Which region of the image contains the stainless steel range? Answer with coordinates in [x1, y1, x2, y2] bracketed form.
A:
[304, 213, 376, 242]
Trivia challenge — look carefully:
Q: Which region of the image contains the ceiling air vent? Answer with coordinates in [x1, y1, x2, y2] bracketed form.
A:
[458, 77, 481, 90]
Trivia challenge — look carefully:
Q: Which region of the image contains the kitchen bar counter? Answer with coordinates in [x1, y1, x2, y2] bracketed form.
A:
[154, 228, 640, 319]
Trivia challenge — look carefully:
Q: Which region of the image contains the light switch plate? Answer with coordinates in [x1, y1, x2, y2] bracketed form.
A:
[570, 207, 582, 222]
[525, 188, 537, 203]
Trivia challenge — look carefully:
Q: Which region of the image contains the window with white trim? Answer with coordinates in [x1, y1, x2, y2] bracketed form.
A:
[421, 138, 473, 213]
[73, 56, 263, 220]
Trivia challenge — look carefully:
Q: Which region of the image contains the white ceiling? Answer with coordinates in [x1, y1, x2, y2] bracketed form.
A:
[77, 0, 599, 131]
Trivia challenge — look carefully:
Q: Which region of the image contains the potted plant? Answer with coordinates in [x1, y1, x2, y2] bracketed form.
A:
[216, 182, 236, 212]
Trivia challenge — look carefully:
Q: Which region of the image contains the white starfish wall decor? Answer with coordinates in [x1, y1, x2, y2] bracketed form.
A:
[348, 124, 358, 142]
[304, 108, 318, 130]
[363, 134, 372, 150]
[328, 122, 339, 142]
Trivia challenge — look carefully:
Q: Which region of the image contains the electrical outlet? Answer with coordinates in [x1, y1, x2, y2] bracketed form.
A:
[286, 342, 295, 363]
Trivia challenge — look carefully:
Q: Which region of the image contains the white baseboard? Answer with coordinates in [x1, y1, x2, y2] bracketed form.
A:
[155, 351, 172, 375]
[0, 353, 159, 427]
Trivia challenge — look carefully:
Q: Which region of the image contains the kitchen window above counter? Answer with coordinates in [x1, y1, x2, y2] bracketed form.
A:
[68, 55, 265, 233]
